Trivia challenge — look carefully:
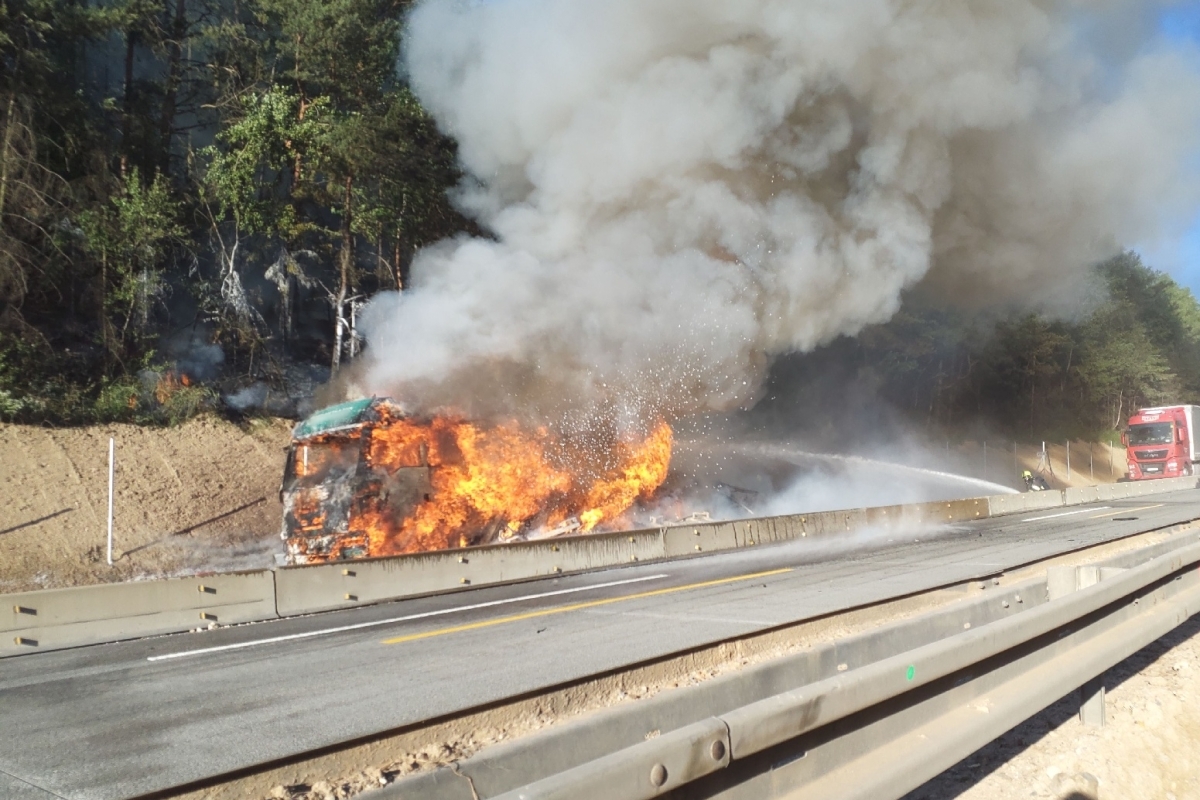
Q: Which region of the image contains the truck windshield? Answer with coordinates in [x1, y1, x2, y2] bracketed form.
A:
[283, 438, 361, 489]
[1128, 423, 1173, 446]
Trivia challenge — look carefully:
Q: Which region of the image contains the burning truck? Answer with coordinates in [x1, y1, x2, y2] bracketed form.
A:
[280, 397, 673, 564]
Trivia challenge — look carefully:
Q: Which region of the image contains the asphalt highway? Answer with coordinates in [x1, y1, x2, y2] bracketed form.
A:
[4, 490, 1200, 800]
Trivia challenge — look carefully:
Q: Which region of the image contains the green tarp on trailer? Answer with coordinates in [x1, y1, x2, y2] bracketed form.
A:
[291, 397, 375, 440]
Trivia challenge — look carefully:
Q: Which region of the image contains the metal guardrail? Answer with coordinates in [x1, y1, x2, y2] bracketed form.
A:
[2, 476, 1196, 657]
[373, 528, 1200, 800]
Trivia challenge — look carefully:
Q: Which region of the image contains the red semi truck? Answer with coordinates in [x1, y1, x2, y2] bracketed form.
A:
[1123, 405, 1200, 480]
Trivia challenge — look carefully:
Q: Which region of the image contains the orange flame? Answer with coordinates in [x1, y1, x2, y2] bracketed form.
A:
[357, 413, 673, 555]
[153, 370, 191, 404]
[576, 421, 673, 531]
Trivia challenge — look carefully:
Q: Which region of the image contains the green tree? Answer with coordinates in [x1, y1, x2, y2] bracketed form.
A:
[0, 0, 103, 334]
[1076, 305, 1176, 430]
[201, 0, 465, 372]
[78, 168, 184, 371]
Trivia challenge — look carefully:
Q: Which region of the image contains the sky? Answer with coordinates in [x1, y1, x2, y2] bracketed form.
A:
[1144, 3, 1200, 293]
[1160, 4, 1200, 43]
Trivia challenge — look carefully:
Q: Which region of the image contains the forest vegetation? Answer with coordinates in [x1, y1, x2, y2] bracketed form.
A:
[0, 0, 467, 423]
[761, 252, 1200, 445]
[1, 0, 1199, 443]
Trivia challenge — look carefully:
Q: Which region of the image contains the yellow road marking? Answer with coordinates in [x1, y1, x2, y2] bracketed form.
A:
[1089, 504, 1164, 519]
[381, 567, 794, 646]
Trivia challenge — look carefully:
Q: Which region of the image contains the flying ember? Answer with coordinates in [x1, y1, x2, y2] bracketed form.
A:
[280, 398, 672, 563]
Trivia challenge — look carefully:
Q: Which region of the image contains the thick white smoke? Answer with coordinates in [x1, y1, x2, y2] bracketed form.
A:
[359, 0, 1200, 432]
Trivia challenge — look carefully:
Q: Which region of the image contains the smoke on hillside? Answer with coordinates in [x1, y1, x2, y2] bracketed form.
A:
[357, 0, 1200, 436]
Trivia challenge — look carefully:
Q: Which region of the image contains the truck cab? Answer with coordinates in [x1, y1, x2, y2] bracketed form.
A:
[279, 397, 432, 563]
[1123, 405, 1198, 480]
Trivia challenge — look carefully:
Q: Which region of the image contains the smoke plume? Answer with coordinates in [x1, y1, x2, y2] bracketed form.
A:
[359, 0, 1200, 433]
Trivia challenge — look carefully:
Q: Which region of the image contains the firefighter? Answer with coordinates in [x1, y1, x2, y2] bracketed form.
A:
[1021, 470, 1049, 491]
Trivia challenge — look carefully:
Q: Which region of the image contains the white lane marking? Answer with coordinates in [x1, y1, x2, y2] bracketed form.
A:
[1022, 506, 1111, 523]
[147, 573, 670, 662]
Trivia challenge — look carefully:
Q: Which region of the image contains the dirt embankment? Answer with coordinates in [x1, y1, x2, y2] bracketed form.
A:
[1019, 441, 1126, 488]
[0, 417, 293, 591]
[950, 440, 1125, 489]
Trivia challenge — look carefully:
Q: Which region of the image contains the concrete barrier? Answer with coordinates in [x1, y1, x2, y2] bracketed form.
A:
[762, 514, 805, 544]
[275, 529, 665, 616]
[986, 491, 1064, 518]
[921, 498, 988, 524]
[1, 570, 276, 657]
[1063, 485, 1103, 506]
[728, 517, 790, 547]
[859, 498, 985, 530]
[988, 475, 1198, 518]
[1117, 481, 1139, 498]
[795, 508, 869, 539]
[1109, 476, 1197, 500]
[663, 521, 740, 558]
[5, 475, 1198, 656]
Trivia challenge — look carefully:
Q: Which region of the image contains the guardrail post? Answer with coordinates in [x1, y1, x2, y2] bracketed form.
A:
[1046, 566, 1076, 600]
[107, 437, 115, 566]
[1079, 677, 1105, 728]
[1075, 566, 1105, 727]
[1046, 565, 1128, 728]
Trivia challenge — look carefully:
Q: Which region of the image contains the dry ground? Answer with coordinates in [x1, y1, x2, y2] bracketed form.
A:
[907, 615, 1200, 800]
[0, 416, 293, 591]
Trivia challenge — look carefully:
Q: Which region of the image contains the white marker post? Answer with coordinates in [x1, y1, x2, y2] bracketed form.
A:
[106, 437, 115, 566]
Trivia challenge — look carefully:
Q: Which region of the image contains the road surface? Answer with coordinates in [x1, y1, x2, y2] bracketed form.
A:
[3, 491, 1199, 800]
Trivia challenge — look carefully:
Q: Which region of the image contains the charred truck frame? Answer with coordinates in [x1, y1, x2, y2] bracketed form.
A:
[280, 397, 431, 564]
